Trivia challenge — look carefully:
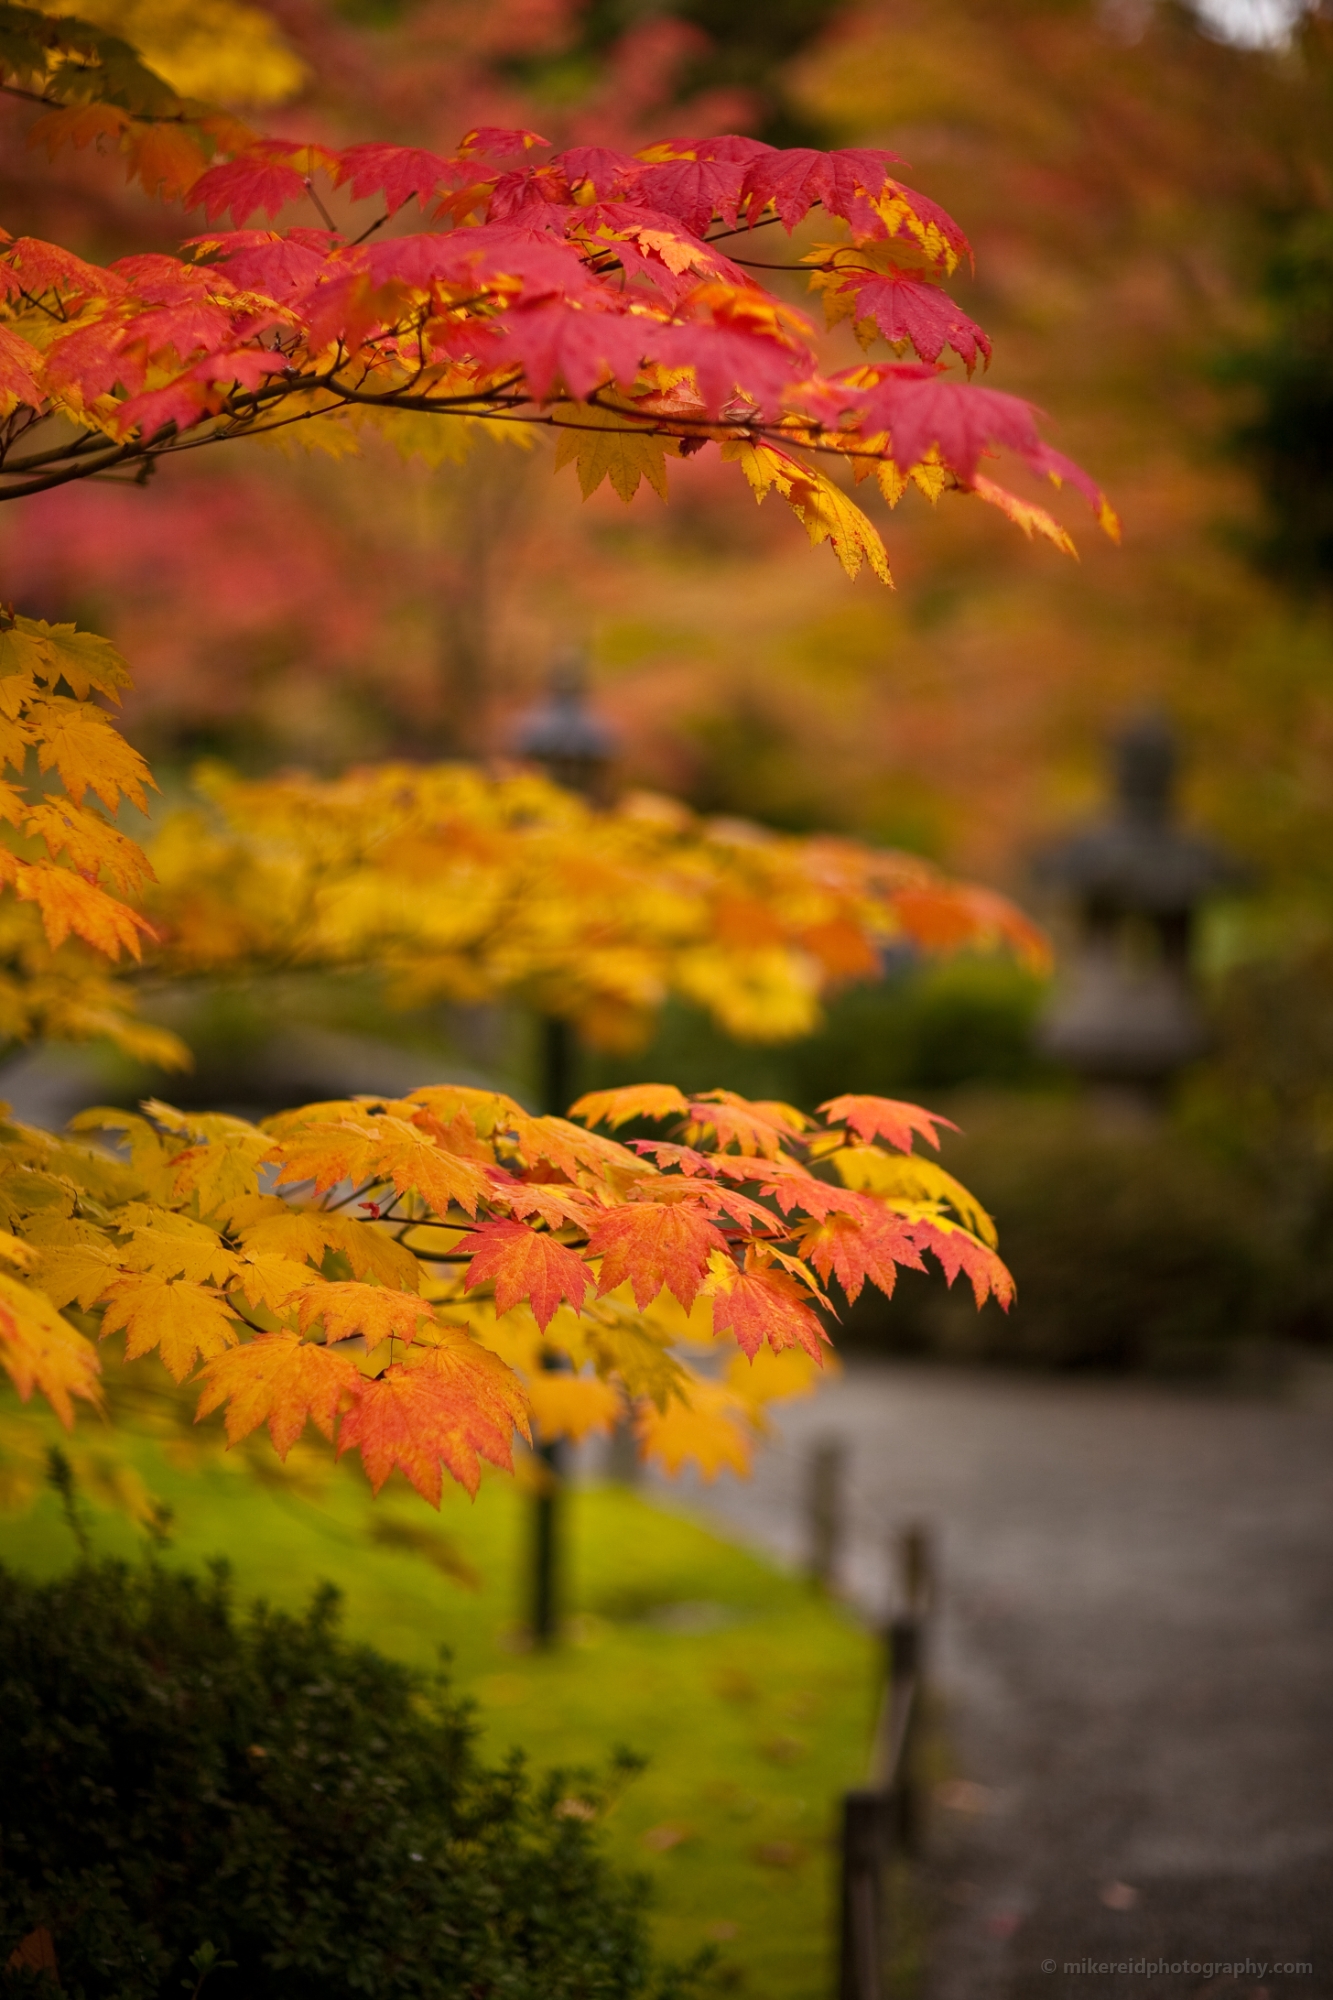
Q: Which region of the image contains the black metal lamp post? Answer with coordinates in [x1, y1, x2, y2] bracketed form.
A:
[511, 648, 618, 1117]
[1034, 714, 1242, 1105]
[510, 650, 616, 1646]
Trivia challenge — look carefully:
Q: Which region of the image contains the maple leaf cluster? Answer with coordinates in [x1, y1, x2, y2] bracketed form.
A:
[0, 4, 1117, 573]
[144, 760, 1048, 1049]
[0, 610, 184, 1064]
[0, 1081, 1011, 1500]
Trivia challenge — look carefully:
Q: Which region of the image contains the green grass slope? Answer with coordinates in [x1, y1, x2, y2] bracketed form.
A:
[0, 1376, 878, 2000]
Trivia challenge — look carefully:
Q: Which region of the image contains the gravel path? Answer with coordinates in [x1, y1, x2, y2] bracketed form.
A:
[658, 1361, 1333, 2000]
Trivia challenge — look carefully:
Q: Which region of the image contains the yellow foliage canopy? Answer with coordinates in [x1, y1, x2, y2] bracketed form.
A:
[144, 762, 1048, 1052]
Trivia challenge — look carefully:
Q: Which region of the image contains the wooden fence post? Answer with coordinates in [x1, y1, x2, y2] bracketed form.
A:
[808, 1436, 845, 1593]
[839, 1788, 887, 2000]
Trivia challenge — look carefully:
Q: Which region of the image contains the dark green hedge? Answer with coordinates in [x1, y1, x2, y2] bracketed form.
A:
[0, 1559, 696, 2000]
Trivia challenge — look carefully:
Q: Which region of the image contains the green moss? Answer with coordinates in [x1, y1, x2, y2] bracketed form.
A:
[0, 1381, 877, 2000]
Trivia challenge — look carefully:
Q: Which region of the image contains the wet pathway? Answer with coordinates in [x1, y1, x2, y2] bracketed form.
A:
[660, 1361, 1333, 2000]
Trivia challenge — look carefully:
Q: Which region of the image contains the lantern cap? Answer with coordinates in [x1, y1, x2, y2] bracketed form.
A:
[511, 648, 616, 799]
[1034, 712, 1242, 915]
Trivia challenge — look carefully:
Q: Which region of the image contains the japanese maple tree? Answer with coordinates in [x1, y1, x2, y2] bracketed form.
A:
[0, 2, 1111, 1499]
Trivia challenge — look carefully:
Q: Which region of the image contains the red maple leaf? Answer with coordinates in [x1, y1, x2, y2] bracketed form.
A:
[335, 143, 465, 216]
[551, 146, 639, 199]
[488, 299, 654, 400]
[657, 313, 810, 420]
[838, 270, 991, 370]
[187, 153, 309, 226]
[0, 325, 42, 406]
[189, 228, 333, 300]
[630, 154, 750, 237]
[586, 1201, 728, 1310]
[741, 146, 904, 233]
[457, 126, 551, 162]
[839, 367, 1106, 504]
[819, 1094, 956, 1153]
[456, 1218, 591, 1330]
[0, 237, 125, 303]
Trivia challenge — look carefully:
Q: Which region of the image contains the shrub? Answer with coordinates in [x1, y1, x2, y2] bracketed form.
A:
[0, 1559, 693, 2000]
[843, 1095, 1272, 1373]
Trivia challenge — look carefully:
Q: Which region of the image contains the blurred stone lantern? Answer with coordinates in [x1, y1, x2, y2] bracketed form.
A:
[511, 647, 616, 806]
[1034, 714, 1242, 1103]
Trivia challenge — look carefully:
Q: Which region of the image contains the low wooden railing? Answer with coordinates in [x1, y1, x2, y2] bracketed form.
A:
[836, 1525, 932, 2000]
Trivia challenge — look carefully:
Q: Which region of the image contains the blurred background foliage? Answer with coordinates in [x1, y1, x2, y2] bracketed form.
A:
[3, 0, 1333, 1370]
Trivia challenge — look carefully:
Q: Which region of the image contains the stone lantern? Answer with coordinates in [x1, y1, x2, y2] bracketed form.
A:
[511, 647, 616, 805]
[1034, 714, 1242, 1098]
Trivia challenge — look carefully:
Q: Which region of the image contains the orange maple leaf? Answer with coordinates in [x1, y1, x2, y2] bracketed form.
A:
[586, 1201, 728, 1310]
[912, 1218, 1015, 1309]
[570, 1084, 690, 1130]
[270, 1116, 495, 1215]
[818, 1094, 955, 1154]
[457, 1219, 591, 1331]
[707, 1259, 829, 1361]
[337, 1335, 528, 1501]
[295, 1281, 435, 1347]
[799, 1212, 927, 1304]
[506, 1112, 646, 1185]
[497, 1181, 601, 1231]
[194, 1331, 361, 1456]
[685, 1093, 808, 1157]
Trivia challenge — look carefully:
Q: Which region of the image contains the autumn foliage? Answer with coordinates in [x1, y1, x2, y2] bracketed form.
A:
[145, 761, 1047, 1049]
[0, 1080, 1010, 1498]
[0, 0, 1116, 578]
[0, 1, 1067, 1500]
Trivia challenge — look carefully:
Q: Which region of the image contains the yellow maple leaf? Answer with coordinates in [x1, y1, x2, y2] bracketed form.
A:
[99, 1273, 241, 1380]
[553, 406, 676, 503]
[27, 695, 153, 812]
[169, 1131, 272, 1210]
[524, 1369, 622, 1444]
[35, 1238, 122, 1310]
[830, 1145, 998, 1244]
[117, 1219, 239, 1286]
[722, 440, 892, 584]
[0, 1271, 102, 1425]
[570, 1083, 690, 1130]
[13, 861, 154, 959]
[235, 1208, 421, 1290]
[230, 1252, 317, 1314]
[22, 799, 155, 897]
[635, 1376, 752, 1480]
[0, 1229, 37, 1272]
[1, 618, 133, 702]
